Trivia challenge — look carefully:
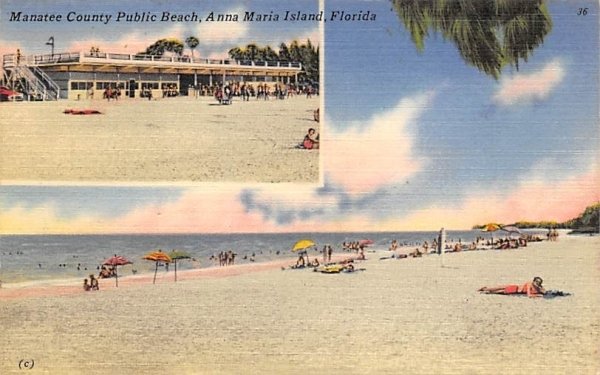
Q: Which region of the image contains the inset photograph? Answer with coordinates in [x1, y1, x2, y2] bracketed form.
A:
[0, 0, 320, 183]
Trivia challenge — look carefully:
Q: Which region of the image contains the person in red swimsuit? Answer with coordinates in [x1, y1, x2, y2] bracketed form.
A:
[303, 128, 320, 149]
[478, 277, 546, 297]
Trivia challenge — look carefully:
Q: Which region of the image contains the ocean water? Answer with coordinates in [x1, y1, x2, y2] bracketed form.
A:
[0, 230, 543, 284]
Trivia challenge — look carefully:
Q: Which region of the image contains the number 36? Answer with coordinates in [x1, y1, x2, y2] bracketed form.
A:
[577, 8, 588, 15]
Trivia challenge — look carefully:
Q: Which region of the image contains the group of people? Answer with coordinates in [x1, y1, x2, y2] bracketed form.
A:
[547, 228, 560, 241]
[288, 251, 362, 273]
[341, 242, 367, 260]
[212, 82, 315, 104]
[162, 84, 179, 98]
[103, 86, 121, 100]
[98, 265, 117, 279]
[83, 274, 99, 291]
[210, 250, 237, 266]
[290, 253, 320, 269]
[388, 235, 535, 257]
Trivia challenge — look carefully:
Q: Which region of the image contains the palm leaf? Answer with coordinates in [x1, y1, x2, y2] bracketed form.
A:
[391, 0, 552, 78]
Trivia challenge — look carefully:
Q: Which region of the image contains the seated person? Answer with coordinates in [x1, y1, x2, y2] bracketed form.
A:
[478, 277, 546, 297]
[289, 254, 306, 269]
[409, 248, 422, 257]
[495, 239, 510, 250]
[89, 275, 99, 290]
[99, 266, 111, 278]
[302, 128, 320, 149]
[83, 278, 91, 291]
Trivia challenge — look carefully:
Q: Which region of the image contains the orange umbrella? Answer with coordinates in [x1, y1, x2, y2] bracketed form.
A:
[481, 223, 501, 232]
[481, 223, 501, 244]
[143, 250, 172, 284]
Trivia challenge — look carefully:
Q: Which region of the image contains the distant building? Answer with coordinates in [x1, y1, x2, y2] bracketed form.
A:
[2, 50, 302, 100]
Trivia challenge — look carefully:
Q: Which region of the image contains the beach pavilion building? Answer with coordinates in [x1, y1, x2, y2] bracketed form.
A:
[1, 51, 302, 100]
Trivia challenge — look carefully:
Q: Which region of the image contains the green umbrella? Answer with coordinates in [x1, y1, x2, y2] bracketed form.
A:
[169, 250, 192, 282]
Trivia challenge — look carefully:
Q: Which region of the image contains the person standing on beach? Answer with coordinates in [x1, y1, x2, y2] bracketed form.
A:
[89, 274, 99, 291]
[437, 228, 445, 255]
[327, 245, 333, 262]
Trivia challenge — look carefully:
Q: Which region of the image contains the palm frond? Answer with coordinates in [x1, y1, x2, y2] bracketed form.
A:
[391, 0, 552, 78]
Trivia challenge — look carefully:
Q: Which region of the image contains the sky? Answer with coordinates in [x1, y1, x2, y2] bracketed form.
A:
[0, 0, 319, 58]
[0, 0, 598, 234]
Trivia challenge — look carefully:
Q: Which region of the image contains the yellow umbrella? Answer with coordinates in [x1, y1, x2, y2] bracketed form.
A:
[292, 239, 316, 264]
[143, 250, 172, 284]
[292, 239, 315, 252]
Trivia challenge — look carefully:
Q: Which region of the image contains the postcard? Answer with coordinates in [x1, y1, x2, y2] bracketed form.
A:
[1, 0, 598, 374]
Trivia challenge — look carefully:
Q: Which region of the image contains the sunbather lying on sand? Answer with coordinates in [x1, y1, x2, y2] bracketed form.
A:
[478, 277, 546, 298]
[315, 263, 362, 274]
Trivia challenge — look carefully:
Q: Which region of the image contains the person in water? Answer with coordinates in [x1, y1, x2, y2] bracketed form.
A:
[478, 277, 546, 297]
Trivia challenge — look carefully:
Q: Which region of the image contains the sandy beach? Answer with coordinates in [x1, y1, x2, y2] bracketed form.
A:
[0, 95, 320, 183]
[0, 234, 598, 374]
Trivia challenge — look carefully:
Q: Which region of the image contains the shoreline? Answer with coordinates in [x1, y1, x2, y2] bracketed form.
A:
[0, 252, 356, 300]
[0, 232, 581, 301]
[0, 235, 597, 374]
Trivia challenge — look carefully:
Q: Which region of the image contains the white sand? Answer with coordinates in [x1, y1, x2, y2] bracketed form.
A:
[0, 235, 598, 374]
[0, 96, 320, 183]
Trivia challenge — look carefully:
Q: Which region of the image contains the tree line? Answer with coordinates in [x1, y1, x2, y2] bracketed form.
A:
[472, 203, 600, 232]
[136, 37, 319, 84]
[228, 40, 319, 84]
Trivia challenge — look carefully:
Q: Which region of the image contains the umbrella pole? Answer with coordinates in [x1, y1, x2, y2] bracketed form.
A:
[153, 262, 158, 284]
[174, 260, 177, 282]
[115, 266, 119, 288]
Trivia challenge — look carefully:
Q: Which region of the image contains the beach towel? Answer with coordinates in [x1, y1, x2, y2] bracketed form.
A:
[542, 290, 571, 299]
[507, 290, 571, 298]
[63, 109, 102, 115]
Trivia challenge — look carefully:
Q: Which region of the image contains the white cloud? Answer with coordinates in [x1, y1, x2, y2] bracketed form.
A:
[323, 91, 434, 194]
[493, 59, 565, 106]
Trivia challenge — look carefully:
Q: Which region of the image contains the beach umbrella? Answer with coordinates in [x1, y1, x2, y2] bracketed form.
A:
[501, 225, 521, 238]
[481, 223, 501, 232]
[292, 239, 315, 263]
[103, 254, 132, 287]
[481, 223, 501, 244]
[143, 250, 172, 284]
[292, 239, 315, 252]
[501, 225, 521, 234]
[358, 239, 374, 247]
[169, 249, 192, 282]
